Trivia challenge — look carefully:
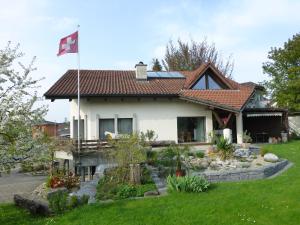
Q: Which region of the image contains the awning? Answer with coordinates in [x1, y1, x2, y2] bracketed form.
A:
[246, 112, 282, 117]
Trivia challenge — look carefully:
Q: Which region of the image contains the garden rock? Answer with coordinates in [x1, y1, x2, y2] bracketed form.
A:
[264, 153, 279, 163]
[14, 194, 51, 216]
[233, 148, 250, 158]
[144, 190, 159, 196]
[32, 183, 48, 199]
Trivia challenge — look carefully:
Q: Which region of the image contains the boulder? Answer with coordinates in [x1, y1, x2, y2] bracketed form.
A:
[144, 190, 159, 196]
[14, 194, 51, 216]
[264, 153, 279, 163]
[233, 149, 250, 158]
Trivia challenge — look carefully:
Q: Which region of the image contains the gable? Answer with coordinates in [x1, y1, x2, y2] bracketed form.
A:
[191, 68, 230, 90]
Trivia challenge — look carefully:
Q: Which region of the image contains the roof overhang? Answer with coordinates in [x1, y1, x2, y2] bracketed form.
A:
[179, 95, 240, 113]
[44, 93, 179, 101]
[246, 112, 283, 117]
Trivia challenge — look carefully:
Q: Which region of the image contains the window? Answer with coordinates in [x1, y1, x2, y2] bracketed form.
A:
[192, 76, 206, 89]
[208, 75, 222, 89]
[73, 119, 84, 139]
[177, 117, 206, 143]
[118, 118, 133, 134]
[99, 119, 114, 140]
[192, 72, 223, 90]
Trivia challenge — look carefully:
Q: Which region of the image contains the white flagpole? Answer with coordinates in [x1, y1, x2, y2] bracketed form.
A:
[77, 24, 81, 178]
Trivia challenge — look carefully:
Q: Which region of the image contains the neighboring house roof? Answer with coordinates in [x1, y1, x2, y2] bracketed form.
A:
[44, 63, 255, 112]
[241, 81, 265, 91]
[34, 120, 58, 126]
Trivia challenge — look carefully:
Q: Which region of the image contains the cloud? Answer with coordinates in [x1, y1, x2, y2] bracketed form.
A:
[151, 0, 300, 82]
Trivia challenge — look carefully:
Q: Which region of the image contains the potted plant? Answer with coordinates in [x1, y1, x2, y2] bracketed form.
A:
[242, 130, 252, 149]
[175, 148, 184, 177]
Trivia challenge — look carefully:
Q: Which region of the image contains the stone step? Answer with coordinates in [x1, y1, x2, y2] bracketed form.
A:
[158, 187, 167, 195]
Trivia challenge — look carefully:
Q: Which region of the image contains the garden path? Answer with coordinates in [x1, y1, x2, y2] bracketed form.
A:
[0, 170, 45, 203]
[147, 165, 167, 195]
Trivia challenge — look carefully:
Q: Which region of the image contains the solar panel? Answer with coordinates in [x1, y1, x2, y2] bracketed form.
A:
[147, 71, 184, 78]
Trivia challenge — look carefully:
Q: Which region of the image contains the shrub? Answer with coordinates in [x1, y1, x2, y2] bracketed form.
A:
[96, 177, 119, 200]
[20, 162, 34, 173]
[243, 130, 252, 143]
[68, 195, 79, 209]
[140, 130, 157, 142]
[46, 176, 52, 188]
[167, 175, 210, 193]
[116, 185, 137, 199]
[79, 195, 90, 205]
[195, 151, 205, 158]
[146, 150, 158, 165]
[110, 133, 147, 168]
[216, 137, 233, 160]
[48, 190, 68, 214]
[260, 147, 269, 156]
[187, 152, 195, 157]
[161, 145, 177, 159]
[49, 176, 65, 189]
[135, 183, 157, 197]
[141, 167, 153, 184]
[64, 173, 80, 190]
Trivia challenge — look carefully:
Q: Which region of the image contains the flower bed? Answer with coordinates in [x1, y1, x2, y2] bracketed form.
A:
[146, 142, 289, 183]
[96, 165, 157, 201]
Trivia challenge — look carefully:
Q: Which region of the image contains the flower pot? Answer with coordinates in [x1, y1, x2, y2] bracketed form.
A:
[176, 169, 184, 177]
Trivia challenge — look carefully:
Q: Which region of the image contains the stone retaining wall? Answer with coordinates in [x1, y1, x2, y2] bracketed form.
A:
[192, 159, 289, 182]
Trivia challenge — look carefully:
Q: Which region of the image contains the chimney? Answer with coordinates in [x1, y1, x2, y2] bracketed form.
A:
[135, 61, 147, 80]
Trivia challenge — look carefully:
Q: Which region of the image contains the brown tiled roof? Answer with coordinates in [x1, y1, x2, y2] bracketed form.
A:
[179, 88, 254, 112]
[44, 70, 185, 97]
[44, 64, 255, 112]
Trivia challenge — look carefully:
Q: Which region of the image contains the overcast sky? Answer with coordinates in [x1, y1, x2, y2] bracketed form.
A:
[0, 0, 299, 122]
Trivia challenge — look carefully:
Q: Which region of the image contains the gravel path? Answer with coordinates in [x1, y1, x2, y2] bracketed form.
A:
[146, 165, 167, 195]
[0, 171, 46, 203]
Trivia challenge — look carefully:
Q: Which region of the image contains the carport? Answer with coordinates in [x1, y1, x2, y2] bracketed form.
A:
[243, 108, 288, 143]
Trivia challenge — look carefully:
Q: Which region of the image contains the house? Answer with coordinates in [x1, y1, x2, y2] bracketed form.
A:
[44, 62, 288, 145]
[32, 120, 70, 138]
[32, 120, 58, 138]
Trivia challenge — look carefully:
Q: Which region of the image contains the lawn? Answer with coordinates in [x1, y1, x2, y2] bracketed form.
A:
[1, 141, 300, 225]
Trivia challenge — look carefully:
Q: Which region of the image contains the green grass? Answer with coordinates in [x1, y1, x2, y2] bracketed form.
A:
[1, 141, 300, 225]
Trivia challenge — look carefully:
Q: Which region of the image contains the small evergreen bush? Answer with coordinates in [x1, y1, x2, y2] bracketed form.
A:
[116, 185, 137, 199]
[48, 190, 68, 214]
[216, 137, 233, 160]
[195, 151, 205, 158]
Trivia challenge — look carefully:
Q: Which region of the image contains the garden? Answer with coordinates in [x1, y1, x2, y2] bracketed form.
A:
[0, 140, 299, 225]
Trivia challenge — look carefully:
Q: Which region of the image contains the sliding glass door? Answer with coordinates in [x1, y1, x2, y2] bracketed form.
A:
[177, 117, 206, 143]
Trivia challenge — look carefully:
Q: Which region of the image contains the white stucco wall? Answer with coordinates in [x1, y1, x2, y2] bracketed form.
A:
[289, 116, 300, 135]
[70, 98, 213, 143]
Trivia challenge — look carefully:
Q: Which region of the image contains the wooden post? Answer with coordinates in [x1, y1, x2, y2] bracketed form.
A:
[81, 166, 85, 182]
[87, 166, 91, 181]
[129, 164, 141, 185]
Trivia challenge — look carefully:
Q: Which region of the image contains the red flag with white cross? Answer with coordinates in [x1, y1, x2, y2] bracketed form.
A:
[57, 31, 78, 56]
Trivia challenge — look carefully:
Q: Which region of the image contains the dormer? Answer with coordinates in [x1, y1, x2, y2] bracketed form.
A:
[188, 63, 233, 90]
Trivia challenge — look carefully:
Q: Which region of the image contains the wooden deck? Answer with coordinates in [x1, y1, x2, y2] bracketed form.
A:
[72, 139, 111, 153]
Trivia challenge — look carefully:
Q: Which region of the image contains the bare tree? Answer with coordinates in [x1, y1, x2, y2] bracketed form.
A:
[162, 38, 234, 78]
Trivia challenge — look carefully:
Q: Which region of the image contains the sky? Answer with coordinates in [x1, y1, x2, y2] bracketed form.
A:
[0, 0, 299, 122]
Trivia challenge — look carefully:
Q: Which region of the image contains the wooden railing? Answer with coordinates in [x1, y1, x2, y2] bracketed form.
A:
[72, 139, 110, 152]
